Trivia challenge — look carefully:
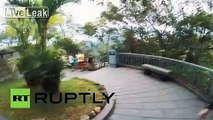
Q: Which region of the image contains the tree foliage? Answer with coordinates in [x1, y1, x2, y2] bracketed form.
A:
[83, 22, 97, 37]
[8, 0, 80, 50]
[6, 19, 39, 52]
[99, 0, 213, 67]
[53, 36, 80, 55]
[175, 12, 213, 63]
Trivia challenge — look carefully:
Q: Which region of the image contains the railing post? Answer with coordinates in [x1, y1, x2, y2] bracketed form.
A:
[108, 50, 118, 68]
[210, 80, 213, 99]
[191, 67, 196, 85]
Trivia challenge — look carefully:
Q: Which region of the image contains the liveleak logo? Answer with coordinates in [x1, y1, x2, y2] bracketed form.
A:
[4, 7, 49, 18]
[10, 89, 31, 108]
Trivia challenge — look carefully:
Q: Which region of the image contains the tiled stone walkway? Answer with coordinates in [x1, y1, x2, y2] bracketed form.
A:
[64, 67, 213, 120]
[0, 115, 7, 120]
[62, 69, 91, 80]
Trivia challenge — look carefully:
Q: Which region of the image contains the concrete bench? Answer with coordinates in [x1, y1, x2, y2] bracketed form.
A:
[141, 64, 172, 81]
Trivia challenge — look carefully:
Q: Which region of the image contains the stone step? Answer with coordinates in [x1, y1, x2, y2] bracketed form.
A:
[0, 69, 11, 77]
[0, 65, 10, 71]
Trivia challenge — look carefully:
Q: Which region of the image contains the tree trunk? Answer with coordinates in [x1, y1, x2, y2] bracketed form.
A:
[37, 21, 48, 51]
[40, 27, 47, 50]
[41, 75, 60, 94]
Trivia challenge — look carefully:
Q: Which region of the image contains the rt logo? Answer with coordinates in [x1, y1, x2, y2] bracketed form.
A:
[10, 89, 30, 108]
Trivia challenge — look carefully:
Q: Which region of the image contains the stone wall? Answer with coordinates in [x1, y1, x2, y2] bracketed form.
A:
[0, 51, 19, 82]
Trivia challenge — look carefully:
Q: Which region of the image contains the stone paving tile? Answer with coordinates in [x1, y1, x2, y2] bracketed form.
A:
[111, 82, 175, 94]
[143, 118, 195, 120]
[116, 95, 196, 104]
[175, 98, 206, 107]
[0, 115, 7, 120]
[113, 108, 140, 116]
[115, 90, 195, 101]
[135, 102, 177, 109]
[109, 114, 145, 120]
[142, 100, 197, 109]
[116, 100, 204, 110]
[114, 87, 193, 99]
[109, 80, 160, 91]
[114, 87, 177, 96]
[162, 109, 200, 119]
[62, 70, 91, 81]
[139, 110, 165, 118]
[113, 108, 165, 118]
[65, 67, 213, 120]
[115, 103, 144, 109]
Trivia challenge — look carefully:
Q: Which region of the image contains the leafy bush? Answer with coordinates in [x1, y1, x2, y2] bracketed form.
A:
[17, 47, 64, 93]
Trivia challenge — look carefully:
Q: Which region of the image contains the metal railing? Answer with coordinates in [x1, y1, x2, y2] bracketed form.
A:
[117, 53, 213, 99]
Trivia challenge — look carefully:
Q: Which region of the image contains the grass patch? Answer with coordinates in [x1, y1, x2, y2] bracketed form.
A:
[0, 78, 103, 120]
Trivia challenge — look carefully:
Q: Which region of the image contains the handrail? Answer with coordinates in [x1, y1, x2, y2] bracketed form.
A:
[117, 52, 213, 99]
[118, 53, 213, 72]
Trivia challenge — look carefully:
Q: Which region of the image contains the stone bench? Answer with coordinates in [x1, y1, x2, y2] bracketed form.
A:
[141, 64, 172, 81]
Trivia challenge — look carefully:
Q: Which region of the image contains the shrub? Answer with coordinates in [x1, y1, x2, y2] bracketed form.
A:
[17, 47, 64, 93]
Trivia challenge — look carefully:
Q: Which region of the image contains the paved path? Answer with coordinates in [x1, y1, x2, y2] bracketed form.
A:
[65, 67, 213, 120]
[0, 115, 7, 120]
[62, 69, 91, 81]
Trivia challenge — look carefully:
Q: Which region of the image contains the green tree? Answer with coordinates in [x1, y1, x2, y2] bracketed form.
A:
[54, 36, 80, 55]
[101, 0, 213, 65]
[6, 19, 39, 53]
[83, 22, 97, 37]
[0, 34, 7, 40]
[7, 0, 80, 93]
[101, 2, 124, 22]
[175, 12, 213, 64]
[8, 0, 80, 50]
[111, 39, 126, 52]
[123, 29, 137, 53]
[83, 20, 119, 64]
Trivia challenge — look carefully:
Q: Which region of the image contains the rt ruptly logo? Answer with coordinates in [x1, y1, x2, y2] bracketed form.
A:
[10, 89, 30, 108]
